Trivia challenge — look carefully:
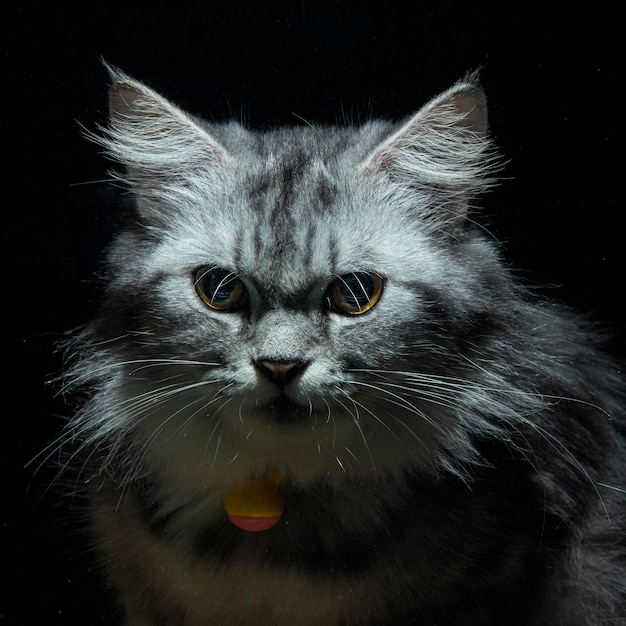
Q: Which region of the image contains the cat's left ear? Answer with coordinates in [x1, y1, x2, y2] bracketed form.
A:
[363, 76, 498, 227]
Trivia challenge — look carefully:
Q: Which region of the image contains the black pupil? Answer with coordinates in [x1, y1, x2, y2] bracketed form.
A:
[340, 273, 375, 308]
[202, 270, 237, 304]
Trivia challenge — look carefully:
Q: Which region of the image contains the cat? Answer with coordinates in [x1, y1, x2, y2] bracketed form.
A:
[57, 65, 626, 625]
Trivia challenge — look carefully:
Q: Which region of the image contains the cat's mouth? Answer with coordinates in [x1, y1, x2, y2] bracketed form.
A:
[264, 394, 309, 425]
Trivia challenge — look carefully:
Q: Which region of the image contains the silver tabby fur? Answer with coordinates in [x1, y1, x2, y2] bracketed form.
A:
[59, 66, 626, 625]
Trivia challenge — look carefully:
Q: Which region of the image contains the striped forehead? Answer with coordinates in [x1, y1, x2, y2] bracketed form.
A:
[234, 145, 342, 284]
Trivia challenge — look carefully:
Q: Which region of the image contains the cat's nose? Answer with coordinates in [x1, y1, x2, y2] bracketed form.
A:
[254, 359, 309, 388]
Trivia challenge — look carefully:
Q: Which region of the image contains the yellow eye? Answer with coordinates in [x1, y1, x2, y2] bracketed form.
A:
[194, 267, 248, 311]
[326, 272, 384, 315]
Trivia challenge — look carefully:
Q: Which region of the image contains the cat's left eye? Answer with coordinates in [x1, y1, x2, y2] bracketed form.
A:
[194, 267, 248, 312]
[325, 272, 384, 315]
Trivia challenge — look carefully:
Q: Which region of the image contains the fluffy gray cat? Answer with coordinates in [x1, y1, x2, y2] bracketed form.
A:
[59, 66, 625, 625]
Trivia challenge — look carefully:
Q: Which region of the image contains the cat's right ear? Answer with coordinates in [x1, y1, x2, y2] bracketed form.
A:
[94, 64, 231, 217]
[361, 77, 498, 231]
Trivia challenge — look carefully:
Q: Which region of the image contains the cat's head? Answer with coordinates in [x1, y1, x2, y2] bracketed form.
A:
[76, 67, 516, 488]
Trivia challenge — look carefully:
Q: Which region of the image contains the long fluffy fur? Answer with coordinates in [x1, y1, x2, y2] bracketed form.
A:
[58, 67, 626, 625]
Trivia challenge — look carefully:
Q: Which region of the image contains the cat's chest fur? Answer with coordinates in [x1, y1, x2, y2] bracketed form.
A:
[59, 65, 626, 625]
[91, 451, 557, 625]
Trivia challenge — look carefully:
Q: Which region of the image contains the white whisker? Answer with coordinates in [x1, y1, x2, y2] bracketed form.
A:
[335, 456, 347, 473]
[333, 393, 374, 467]
[210, 433, 222, 469]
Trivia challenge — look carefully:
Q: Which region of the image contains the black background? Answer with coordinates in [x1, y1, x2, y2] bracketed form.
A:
[4, 3, 624, 624]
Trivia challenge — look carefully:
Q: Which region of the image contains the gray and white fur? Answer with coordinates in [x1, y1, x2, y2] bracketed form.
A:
[59, 66, 626, 625]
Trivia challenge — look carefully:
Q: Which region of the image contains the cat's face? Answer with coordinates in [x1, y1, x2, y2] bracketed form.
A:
[83, 69, 508, 488]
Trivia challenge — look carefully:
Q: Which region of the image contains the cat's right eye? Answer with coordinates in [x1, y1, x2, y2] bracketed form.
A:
[193, 267, 248, 312]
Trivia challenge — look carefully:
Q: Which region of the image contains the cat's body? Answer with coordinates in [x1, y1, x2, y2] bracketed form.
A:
[60, 67, 626, 625]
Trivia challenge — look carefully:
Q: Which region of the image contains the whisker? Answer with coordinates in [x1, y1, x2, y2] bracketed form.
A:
[335, 456, 347, 473]
[349, 379, 447, 435]
[343, 446, 363, 466]
[333, 393, 375, 467]
[210, 433, 223, 469]
[60, 357, 222, 395]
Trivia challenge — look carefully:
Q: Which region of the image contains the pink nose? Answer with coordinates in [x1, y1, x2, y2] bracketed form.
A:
[254, 359, 308, 387]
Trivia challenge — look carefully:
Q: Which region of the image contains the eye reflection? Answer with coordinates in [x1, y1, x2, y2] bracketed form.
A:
[194, 267, 248, 311]
[326, 272, 384, 315]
